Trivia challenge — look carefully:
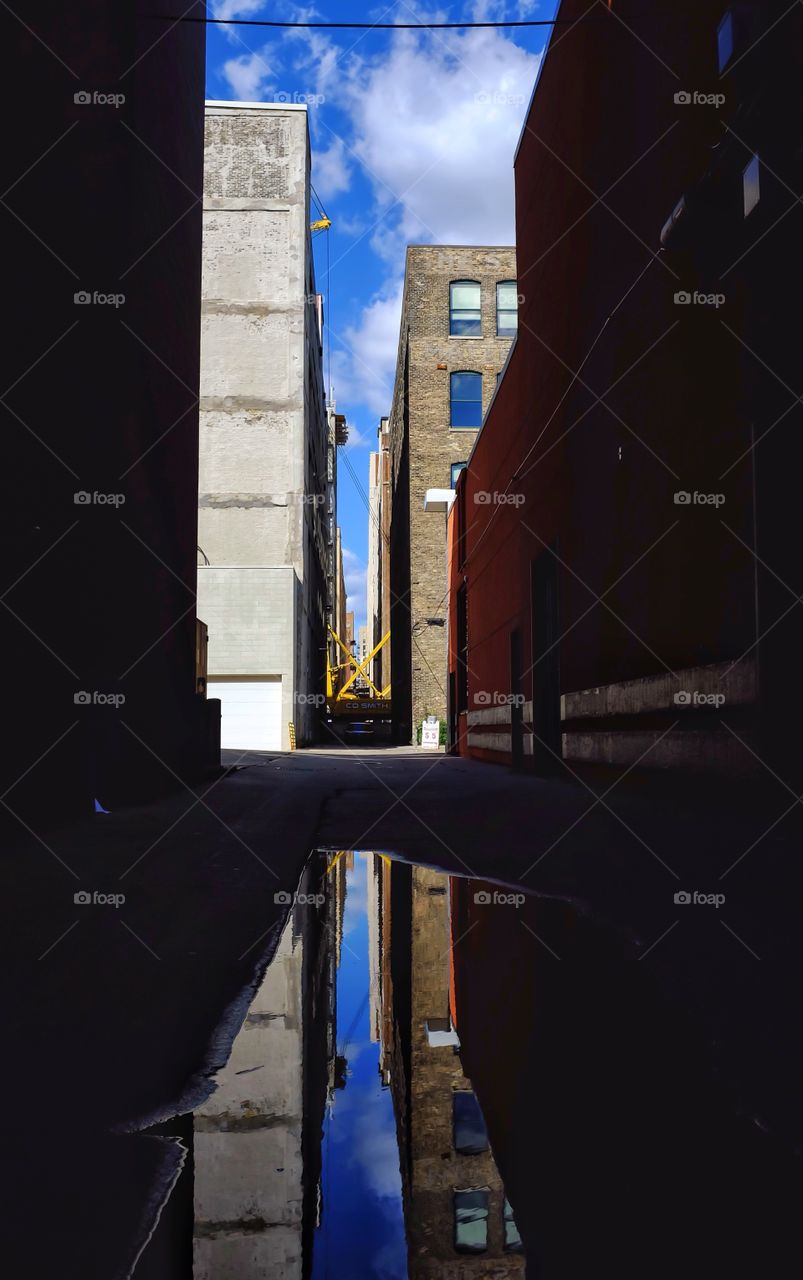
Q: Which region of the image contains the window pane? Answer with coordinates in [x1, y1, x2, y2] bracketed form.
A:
[497, 280, 518, 337]
[450, 462, 467, 487]
[451, 372, 481, 400]
[450, 282, 481, 336]
[451, 372, 482, 428]
[504, 1198, 523, 1252]
[451, 311, 482, 337]
[497, 313, 518, 337]
[453, 1091, 489, 1153]
[454, 1189, 489, 1253]
[451, 282, 480, 310]
[451, 400, 482, 428]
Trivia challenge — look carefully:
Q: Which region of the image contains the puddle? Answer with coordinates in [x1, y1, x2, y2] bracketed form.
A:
[136, 849, 800, 1279]
[190, 852, 524, 1279]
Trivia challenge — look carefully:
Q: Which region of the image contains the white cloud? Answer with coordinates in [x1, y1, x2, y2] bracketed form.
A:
[211, 0, 270, 20]
[294, 19, 539, 418]
[346, 26, 538, 248]
[221, 47, 274, 99]
[330, 283, 403, 420]
[214, 11, 541, 422]
[312, 136, 352, 201]
[342, 545, 367, 625]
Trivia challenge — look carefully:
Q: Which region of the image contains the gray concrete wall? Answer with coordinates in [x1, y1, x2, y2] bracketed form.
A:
[198, 103, 328, 747]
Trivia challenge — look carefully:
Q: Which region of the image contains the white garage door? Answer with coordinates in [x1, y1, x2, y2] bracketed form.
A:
[207, 679, 283, 751]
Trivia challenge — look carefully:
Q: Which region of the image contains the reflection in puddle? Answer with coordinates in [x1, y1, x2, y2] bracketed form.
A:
[188, 851, 800, 1279]
[191, 853, 524, 1278]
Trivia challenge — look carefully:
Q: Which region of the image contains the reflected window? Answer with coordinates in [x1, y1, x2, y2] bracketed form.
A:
[454, 1188, 489, 1252]
[717, 11, 734, 72]
[504, 1197, 523, 1252]
[743, 153, 760, 218]
[496, 280, 518, 336]
[450, 372, 482, 428]
[453, 1090, 489, 1154]
[450, 280, 481, 335]
[426, 1018, 460, 1047]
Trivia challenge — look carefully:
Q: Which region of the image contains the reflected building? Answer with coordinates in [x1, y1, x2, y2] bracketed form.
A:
[193, 862, 334, 1278]
[379, 859, 525, 1278]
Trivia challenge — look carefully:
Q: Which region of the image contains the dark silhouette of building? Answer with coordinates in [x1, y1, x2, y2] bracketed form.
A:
[2, 1, 210, 826]
[448, 0, 803, 779]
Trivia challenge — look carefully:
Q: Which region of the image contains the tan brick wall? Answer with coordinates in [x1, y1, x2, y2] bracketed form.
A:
[390, 246, 516, 739]
[408, 866, 525, 1278]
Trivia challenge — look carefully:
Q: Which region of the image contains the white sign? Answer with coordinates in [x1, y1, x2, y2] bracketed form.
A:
[421, 716, 440, 749]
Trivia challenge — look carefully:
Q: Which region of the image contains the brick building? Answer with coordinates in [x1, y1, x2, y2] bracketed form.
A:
[381, 860, 525, 1276]
[389, 246, 517, 743]
[448, 0, 803, 777]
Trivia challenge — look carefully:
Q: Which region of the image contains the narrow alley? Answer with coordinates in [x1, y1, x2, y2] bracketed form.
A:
[3, 1, 802, 1277]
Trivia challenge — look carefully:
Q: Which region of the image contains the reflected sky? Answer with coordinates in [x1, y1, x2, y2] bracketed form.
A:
[312, 854, 407, 1280]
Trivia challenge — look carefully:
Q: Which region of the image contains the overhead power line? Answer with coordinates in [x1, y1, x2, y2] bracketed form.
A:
[160, 14, 598, 30]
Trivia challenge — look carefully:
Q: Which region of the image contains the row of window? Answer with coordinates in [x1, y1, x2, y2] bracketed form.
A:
[450, 280, 518, 338]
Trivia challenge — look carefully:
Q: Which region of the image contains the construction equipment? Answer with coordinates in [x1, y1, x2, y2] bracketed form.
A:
[326, 625, 392, 720]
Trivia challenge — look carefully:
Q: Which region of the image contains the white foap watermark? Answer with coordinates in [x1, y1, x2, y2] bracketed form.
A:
[74, 889, 126, 907]
[74, 491, 126, 507]
[674, 90, 725, 107]
[674, 290, 726, 308]
[674, 490, 725, 508]
[74, 690, 126, 707]
[274, 890, 326, 907]
[474, 889, 525, 907]
[272, 90, 325, 106]
[474, 491, 525, 507]
[474, 691, 525, 708]
[74, 90, 125, 108]
[74, 290, 125, 307]
[673, 690, 725, 708]
[674, 889, 725, 908]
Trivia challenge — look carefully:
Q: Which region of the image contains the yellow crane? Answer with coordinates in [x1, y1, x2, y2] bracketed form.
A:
[326, 625, 392, 719]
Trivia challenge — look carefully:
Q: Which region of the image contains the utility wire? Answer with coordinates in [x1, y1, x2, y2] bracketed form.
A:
[161, 15, 597, 30]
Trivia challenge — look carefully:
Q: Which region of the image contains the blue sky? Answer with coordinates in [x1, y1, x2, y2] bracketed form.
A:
[205, 1, 556, 628]
[311, 852, 407, 1278]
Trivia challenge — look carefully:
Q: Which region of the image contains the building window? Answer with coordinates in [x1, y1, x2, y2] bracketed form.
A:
[717, 11, 734, 72]
[454, 1189, 489, 1253]
[450, 371, 482, 428]
[450, 461, 467, 488]
[450, 280, 481, 336]
[743, 153, 760, 218]
[426, 1018, 460, 1047]
[496, 280, 518, 336]
[504, 1198, 523, 1252]
[453, 1091, 489, 1154]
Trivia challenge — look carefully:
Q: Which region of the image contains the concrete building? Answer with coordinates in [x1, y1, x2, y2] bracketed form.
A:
[194, 863, 333, 1278]
[388, 246, 517, 743]
[447, 0, 803, 778]
[357, 624, 369, 671]
[198, 101, 329, 752]
[2, 1, 209, 825]
[326, 404, 349, 678]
